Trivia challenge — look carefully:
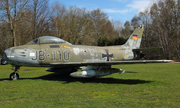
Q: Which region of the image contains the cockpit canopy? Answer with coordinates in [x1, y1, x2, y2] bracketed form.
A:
[29, 36, 71, 45]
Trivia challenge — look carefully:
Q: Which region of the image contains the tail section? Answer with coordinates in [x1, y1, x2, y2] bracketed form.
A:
[122, 24, 144, 49]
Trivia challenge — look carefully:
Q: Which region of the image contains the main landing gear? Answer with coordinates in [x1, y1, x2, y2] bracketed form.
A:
[10, 65, 20, 80]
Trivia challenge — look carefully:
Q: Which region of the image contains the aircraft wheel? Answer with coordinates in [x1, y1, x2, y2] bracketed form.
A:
[10, 72, 19, 80]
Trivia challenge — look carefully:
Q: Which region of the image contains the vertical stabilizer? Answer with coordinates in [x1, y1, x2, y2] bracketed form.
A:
[122, 24, 144, 49]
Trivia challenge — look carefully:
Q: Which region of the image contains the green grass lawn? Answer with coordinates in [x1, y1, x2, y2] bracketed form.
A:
[0, 63, 180, 108]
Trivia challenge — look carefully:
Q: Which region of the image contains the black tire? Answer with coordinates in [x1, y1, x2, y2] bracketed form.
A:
[10, 72, 19, 80]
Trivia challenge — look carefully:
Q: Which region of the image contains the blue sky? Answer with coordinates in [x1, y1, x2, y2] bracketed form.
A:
[49, 0, 153, 24]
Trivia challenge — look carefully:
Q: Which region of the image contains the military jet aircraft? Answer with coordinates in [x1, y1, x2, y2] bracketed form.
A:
[4, 24, 172, 80]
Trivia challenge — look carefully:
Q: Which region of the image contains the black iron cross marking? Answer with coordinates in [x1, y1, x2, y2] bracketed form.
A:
[102, 49, 113, 61]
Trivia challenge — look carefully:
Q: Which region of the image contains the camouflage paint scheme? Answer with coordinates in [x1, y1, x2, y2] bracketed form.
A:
[4, 25, 172, 79]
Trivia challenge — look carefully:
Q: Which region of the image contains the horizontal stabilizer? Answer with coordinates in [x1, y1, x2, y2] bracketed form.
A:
[133, 47, 162, 52]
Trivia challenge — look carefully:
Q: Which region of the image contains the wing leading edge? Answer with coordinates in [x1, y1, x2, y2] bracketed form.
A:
[50, 60, 173, 67]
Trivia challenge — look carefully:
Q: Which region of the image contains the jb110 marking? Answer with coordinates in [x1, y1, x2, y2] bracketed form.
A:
[4, 24, 172, 80]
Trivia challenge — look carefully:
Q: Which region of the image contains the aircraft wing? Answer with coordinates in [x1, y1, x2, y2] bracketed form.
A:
[50, 60, 173, 67]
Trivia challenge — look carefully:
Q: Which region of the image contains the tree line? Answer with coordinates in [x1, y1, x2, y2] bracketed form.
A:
[130, 0, 180, 60]
[0, 0, 179, 60]
[0, 0, 126, 55]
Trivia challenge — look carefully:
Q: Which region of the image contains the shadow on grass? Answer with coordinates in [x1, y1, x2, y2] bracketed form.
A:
[24, 72, 152, 85]
[0, 72, 152, 85]
[125, 71, 138, 73]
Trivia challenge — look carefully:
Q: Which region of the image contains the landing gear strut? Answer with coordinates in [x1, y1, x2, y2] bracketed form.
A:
[10, 65, 20, 80]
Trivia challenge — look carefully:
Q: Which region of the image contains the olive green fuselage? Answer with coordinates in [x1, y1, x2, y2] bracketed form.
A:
[5, 43, 134, 67]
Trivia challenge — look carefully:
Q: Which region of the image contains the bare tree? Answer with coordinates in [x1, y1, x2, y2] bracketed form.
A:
[27, 0, 51, 39]
[121, 21, 132, 38]
[88, 8, 108, 45]
[51, 2, 66, 38]
[113, 20, 123, 37]
[62, 6, 91, 45]
[150, 0, 180, 59]
[0, 0, 28, 46]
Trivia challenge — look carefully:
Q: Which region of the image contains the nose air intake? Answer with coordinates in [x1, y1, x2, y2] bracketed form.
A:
[4, 49, 9, 57]
[4, 49, 11, 63]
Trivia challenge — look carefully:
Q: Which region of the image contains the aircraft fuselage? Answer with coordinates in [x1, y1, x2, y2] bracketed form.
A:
[4, 44, 134, 67]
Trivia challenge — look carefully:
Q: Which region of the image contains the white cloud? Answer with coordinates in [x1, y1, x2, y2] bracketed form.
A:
[104, 0, 152, 14]
[108, 16, 113, 20]
[127, 0, 152, 12]
[103, 9, 128, 13]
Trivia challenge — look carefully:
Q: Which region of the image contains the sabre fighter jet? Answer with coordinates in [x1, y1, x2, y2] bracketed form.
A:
[4, 24, 172, 80]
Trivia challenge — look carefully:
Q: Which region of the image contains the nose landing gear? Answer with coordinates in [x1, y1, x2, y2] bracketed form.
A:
[10, 65, 20, 80]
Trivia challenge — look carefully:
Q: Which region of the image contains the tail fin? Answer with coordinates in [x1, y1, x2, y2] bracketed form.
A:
[122, 24, 144, 49]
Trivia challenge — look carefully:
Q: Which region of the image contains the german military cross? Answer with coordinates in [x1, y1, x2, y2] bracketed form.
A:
[102, 49, 113, 61]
